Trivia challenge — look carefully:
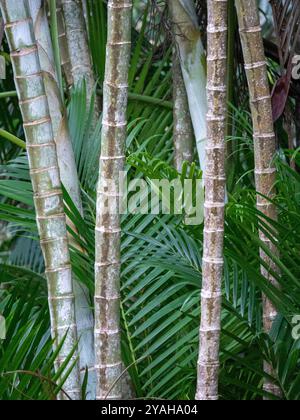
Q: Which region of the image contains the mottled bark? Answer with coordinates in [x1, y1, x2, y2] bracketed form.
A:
[196, 0, 228, 401]
[172, 47, 194, 171]
[0, 0, 81, 399]
[56, 0, 73, 87]
[61, 0, 100, 118]
[235, 0, 281, 398]
[284, 107, 296, 171]
[28, 0, 96, 399]
[168, 0, 207, 172]
[95, 0, 132, 400]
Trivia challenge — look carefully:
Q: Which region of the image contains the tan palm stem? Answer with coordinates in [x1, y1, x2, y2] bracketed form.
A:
[196, 0, 228, 401]
[172, 47, 194, 171]
[94, 0, 132, 400]
[0, 0, 81, 400]
[235, 0, 281, 398]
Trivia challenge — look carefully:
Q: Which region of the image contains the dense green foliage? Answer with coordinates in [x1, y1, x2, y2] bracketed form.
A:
[1, 0, 300, 400]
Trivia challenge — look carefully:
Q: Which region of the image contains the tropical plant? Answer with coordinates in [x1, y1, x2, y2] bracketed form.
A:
[171, 16, 194, 171]
[235, 0, 281, 397]
[196, 0, 228, 401]
[1, 0, 300, 402]
[61, 0, 98, 110]
[168, 0, 207, 171]
[28, 3, 95, 395]
[94, 0, 132, 400]
[0, 0, 81, 399]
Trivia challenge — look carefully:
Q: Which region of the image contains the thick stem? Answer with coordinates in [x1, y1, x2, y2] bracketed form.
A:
[28, 0, 82, 214]
[95, 0, 132, 400]
[61, 0, 100, 118]
[172, 46, 194, 171]
[0, 0, 81, 400]
[196, 0, 228, 401]
[168, 0, 207, 172]
[28, 0, 96, 399]
[235, 0, 281, 398]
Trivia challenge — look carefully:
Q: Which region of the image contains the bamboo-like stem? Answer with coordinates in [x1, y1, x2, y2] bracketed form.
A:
[28, 0, 82, 212]
[28, 0, 96, 399]
[172, 46, 194, 171]
[225, 0, 236, 185]
[61, 0, 100, 118]
[235, 0, 281, 398]
[196, 0, 228, 401]
[95, 0, 132, 400]
[168, 0, 207, 172]
[81, 0, 88, 30]
[0, 0, 81, 399]
[56, 0, 73, 87]
[49, 0, 64, 99]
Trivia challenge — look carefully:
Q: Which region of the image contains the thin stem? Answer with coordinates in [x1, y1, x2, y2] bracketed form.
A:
[0, 90, 17, 99]
[98, 88, 173, 109]
[49, 0, 64, 101]
[61, 0, 100, 122]
[168, 0, 207, 172]
[226, 0, 236, 188]
[128, 92, 172, 110]
[0, 129, 26, 149]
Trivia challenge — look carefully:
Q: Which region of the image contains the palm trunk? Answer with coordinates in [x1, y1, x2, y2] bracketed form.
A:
[0, 0, 81, 399]
[81, 0, 88, 29]
[235, 0, 281, 398]
[172, 47, 194, 171]
[28, 0, 96, 399]
[95, 0, 132, 400]
[29, 0, 82, 214]
[61, 0, 100, 118]
[56, 0, 73, 87]
[196, 0, 228, 401]
[168, 0, 207, 172]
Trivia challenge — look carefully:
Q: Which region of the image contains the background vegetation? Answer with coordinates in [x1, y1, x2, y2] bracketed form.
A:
[0, 0, 300, 400]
